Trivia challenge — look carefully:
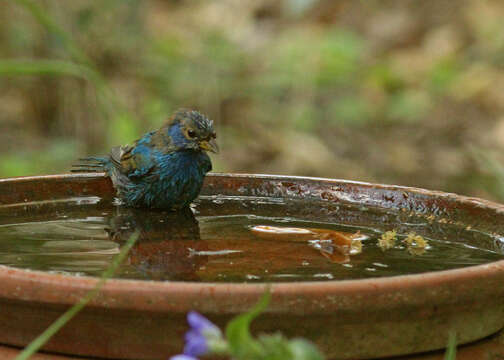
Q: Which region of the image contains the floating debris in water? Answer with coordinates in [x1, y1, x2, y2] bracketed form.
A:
[378, 230, 429, 256]
[312, 240, 350, 264]
[249, 225, 314, 242]
[350, 237, 363, 255]
[404, 232, 428, 248]
[250, 225, 366, 264]
[378, 230, 397, 251]
[404, 232, 429, 256]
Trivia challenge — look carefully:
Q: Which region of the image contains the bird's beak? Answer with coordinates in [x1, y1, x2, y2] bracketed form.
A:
[199, 138, 219, 153]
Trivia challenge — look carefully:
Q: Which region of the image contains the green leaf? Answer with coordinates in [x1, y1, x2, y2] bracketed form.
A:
[225, 290, 271, 359]
[257, 333, 293, 360]
[289, 339, 325, 360]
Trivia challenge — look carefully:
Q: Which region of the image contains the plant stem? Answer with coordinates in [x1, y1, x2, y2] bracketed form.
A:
[14, 231, 140, 360]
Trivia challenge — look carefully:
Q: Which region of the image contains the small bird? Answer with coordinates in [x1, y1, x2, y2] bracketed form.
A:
[72, 109, 218, 209]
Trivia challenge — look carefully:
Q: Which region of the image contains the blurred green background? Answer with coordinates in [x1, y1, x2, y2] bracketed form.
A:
[2, 0, 504, 201]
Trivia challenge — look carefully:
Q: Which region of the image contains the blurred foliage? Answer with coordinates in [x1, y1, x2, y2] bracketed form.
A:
[1, 0, 504, 201]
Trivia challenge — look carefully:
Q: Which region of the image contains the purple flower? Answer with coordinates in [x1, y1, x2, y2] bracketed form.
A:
[170, 356, 198, 360]
[183, 311, 222, 357]
[170, 311, 225, 360]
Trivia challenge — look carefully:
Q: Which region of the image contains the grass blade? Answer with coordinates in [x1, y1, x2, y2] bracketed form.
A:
[0, 59, 92, 78]
[14, 231, 140, 360]
[10, 0, 134, 122]
[12, 0, 91, 67]
[444, 332, 457, 360]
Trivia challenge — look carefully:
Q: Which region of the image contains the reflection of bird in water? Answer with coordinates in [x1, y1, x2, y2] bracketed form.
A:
[72, 109, 218, 209]
[106, 207, 208, 281]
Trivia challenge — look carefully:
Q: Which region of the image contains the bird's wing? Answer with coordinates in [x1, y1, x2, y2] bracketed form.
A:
[110, 144, 156, 179]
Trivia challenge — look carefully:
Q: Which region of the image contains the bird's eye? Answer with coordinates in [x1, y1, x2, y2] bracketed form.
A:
[187, 130, 196, 138]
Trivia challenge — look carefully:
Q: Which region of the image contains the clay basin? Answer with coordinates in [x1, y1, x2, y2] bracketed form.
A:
[1, 173, 504, 359]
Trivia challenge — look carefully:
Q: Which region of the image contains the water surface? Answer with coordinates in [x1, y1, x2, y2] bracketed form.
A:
[0, 195, 503, 282]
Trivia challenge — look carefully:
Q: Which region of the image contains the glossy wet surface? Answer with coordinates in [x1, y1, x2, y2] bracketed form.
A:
[0, 195, 503, 282]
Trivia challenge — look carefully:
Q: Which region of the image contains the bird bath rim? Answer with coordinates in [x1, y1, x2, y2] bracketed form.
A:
[0, 173, 503, 312]
[1, 173, 504, 359]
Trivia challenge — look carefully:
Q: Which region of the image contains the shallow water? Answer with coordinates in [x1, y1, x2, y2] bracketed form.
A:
[0, 195, 503, 282]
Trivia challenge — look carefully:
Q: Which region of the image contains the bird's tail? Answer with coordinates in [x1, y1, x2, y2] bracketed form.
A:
[71, 156, 109, 173]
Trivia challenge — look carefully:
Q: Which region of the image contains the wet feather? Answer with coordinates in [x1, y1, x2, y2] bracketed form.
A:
[72, 109, 218, 209]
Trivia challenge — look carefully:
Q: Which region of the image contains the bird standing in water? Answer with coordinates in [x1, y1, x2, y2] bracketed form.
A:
[72, 109, 218, 210]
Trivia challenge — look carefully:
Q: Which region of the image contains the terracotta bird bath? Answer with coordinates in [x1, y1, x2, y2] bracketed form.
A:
[0, 173, 504, 359]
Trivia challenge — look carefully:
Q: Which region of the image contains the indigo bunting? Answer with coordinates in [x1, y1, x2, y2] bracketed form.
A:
[72, 109, 218, 209]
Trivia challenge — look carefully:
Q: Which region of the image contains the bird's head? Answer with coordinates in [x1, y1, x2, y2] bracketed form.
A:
[165, 109, 218, 153]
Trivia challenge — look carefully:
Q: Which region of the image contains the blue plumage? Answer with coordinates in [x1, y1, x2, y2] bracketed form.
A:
[72, 109, 218, 209]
